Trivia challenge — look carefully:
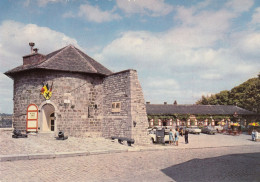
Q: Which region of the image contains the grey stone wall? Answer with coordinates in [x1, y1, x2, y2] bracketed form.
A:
[129, 70, 150, 144]
[12, 68, 150, 143]
[0, 114, 12, 128]
[102, 70, 132, 139]
[102, 69, 150, 144]
[12, 70, 103, 137]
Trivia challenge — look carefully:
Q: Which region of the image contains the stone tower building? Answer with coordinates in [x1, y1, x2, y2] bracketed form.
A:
[5, 44, 150, 144]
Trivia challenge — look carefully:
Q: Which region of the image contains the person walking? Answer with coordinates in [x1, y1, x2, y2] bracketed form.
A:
[184, 129, 189, 144]
[175, 128, 179, 146]
[169, 129, 173, 145]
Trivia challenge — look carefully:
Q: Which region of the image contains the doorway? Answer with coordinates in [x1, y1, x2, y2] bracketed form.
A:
[40, 104, 55, 132]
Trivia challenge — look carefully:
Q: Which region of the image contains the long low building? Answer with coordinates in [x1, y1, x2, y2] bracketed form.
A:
[146, 103, 257, 127]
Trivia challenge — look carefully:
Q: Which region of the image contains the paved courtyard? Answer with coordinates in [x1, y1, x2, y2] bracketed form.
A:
[1, 129, 259, 157]
[1, 129, 260, 181]
[1, 144, 259, 182]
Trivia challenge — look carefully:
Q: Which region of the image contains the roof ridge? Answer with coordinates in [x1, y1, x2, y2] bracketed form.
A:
[39, 45, 71, 67]
[71, 46, 98, 73]
[74, 47, 113, 74]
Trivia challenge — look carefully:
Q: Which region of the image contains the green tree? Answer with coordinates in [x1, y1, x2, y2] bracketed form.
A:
[196, 74, 260, 113]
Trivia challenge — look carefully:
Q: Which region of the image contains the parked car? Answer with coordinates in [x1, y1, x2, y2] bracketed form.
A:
[148, 127, 170, 143]
[201, 126, 217, 135]
[186, 127, 201, 134]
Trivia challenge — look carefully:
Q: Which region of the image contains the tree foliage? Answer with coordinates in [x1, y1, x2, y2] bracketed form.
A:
[196, 74, 260, 113]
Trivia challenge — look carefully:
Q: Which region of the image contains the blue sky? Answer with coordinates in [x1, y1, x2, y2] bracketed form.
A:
[0, 0, 260, 114]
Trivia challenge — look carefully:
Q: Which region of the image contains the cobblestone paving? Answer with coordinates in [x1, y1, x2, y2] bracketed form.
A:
[0, 131, 129, 155]
[1, 130, 259, 156]
[1, 145, 259, 182]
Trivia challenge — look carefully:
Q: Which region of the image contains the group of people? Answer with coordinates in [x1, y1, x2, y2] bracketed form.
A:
[168, 128, 189, 146]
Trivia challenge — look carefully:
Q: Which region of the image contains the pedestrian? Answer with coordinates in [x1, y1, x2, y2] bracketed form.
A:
[172, 127, 176, 145]
[180, 128, 183, 137]
[175, 128, 179, 146]
[184, 129, 189, 144]
[169, 129, 173, 145]
[252, 129, 256, 141]
[255, 130, 259, 141]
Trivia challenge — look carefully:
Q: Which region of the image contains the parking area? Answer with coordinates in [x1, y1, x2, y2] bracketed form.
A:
[169, 131, 259, 149]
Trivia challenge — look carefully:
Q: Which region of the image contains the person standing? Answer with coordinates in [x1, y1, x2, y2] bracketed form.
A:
[184, 129, 189, 144]
[255, 130, 259, 141]
[175, 128, 179, 146]
[252, 129, 256, 141]
[169, 129, 173, 145]
[172, 127, 176, 145]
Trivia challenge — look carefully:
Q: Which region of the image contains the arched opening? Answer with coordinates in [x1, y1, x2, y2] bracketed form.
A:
[40, 104, 55, 132]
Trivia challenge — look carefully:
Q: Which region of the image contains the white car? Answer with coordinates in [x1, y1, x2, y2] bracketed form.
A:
[187, 127, 201, 134]
[149, 128, 170, 143]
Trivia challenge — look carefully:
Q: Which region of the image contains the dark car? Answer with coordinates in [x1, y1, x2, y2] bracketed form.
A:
[201, 126, 216, 135]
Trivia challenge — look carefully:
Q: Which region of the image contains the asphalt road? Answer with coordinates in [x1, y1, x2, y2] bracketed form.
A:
[1, 145, 260, 182]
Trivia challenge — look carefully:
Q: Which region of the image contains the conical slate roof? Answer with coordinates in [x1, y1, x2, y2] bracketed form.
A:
[5, 45, 113, 77]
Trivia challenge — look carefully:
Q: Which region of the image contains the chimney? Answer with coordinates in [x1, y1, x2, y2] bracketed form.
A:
[23, 43, 45, 65]
[164, 102, 167, 105]
[29, 42, 35, 54]
[33, 48, 39, 53]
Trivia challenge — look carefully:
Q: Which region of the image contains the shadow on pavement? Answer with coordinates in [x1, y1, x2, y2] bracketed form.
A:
[161, 153, 260, 182]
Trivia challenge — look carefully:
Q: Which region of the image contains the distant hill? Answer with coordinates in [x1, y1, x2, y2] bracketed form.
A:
[196, 74, 260, 113]
[0, 113, 12, 128]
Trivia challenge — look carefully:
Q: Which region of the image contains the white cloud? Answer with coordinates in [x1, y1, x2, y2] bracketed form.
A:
[146, 78, 179, 89]
[0, 20, 80, 113]
[116, 0, 173, 16]
[63, 11, 76, 18]
[239, 32, 260, 54]
[95, 2, 260, 105]
[78, 3, 121, 23]
[231, 31, 260, 58]
[200, 73, 222, 80]
[24, 0, 66, 7]
[0, 73, 13, 113]
[0, 20, 79, 71]
[251, 7, 260, 24]
[225, 0, 254, 13]
[37, 0, 64, 7]
[172, 8, 236, 48]
[142, 77, 180, 104]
